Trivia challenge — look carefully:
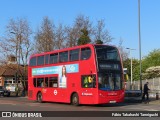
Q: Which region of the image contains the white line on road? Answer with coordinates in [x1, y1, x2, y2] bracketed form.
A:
[126, 106, 159, 111]
[27, 103, 41, 106]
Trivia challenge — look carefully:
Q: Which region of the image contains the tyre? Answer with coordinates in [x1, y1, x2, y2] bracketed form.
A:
[37, 92, 43, 103]
[71, 93, 79, 106]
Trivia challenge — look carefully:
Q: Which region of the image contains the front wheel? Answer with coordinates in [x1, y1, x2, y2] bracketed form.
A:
[37, 92, 43, 103]
[71, 93, 79, 106]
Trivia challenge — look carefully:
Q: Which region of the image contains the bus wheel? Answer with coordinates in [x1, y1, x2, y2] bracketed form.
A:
[71, 93, 79, 106]
[37, 92, 43, 103]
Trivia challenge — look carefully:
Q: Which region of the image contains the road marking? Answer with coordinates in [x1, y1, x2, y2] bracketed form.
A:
[143, 109, 159, 111]
[0, 102, 16, 105]
[28, 103, 41, 106]
[125, 105, 159, 111]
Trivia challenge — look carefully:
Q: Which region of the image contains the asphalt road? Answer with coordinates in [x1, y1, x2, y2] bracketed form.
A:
[0, 96, 159, 120]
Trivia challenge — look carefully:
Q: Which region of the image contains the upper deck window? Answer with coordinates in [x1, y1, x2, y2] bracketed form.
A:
[81, 47, 91, 60]
[59, 51, 68, 63]
[50, 53, 58, 64]
[45, 55, 49, 64]
[30, 57, 37, 66]
[70, 49, 80, 61]
[37, 55, 44, 66]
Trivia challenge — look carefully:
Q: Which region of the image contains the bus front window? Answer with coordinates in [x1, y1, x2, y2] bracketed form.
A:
[98, 73, 121, 91]
[95, 45, 120, 61]
[95, 45, 123, 91]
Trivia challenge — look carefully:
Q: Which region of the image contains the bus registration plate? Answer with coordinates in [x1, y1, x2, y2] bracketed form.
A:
[109, 101, 116, 103]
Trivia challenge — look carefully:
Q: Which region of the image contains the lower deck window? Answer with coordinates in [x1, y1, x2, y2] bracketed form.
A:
[81, 75, 96, 88]
[33, 77, 58, 88]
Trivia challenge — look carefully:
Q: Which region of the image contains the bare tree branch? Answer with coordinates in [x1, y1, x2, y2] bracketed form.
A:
[35, 16, 56, 53]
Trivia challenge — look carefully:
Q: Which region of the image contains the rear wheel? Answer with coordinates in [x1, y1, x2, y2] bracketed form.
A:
[37, 92, 43, 103]
[71, 93, 79, 106]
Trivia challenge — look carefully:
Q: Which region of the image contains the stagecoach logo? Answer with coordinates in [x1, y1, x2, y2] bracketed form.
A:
[82, 92, 93, 96]
[54, 90, 57, 95]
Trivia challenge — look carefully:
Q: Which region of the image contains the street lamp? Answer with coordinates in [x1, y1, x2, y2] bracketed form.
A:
[138, 0, 142, 93]
[126, 48, 136, 90]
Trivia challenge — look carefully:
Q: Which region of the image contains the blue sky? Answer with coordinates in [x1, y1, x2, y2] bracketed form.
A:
[0, 0, 160, 59]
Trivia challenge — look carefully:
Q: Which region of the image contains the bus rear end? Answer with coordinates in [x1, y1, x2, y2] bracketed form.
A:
[94, 45, 124, 104]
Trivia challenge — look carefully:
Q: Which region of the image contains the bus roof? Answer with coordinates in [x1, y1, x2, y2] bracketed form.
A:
[30, 44, 118, 58]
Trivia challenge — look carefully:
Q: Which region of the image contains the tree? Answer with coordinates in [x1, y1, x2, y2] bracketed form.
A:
[141, 49, 160, 79]
[55, 23, 67, 49]
[93, 19, 112, 44]
[127, 49, 160, 80]
[65, 26, 77, 47]
[66, 15, 93, 47]
[123, 58, 139, 81]
[77, 28, 91, 45]
[144, 66, 160, 79]
[95, 40, 103, 44]
[118, 38, 128, 61]
[142, 49, 160, 70]
[35, 16, 55, 53]
[74, 14, 93, 36]
[0, 18, 33, 96]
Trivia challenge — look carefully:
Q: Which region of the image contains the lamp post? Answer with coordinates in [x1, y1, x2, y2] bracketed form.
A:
[126, 48, 136, 90]
[138, 0, 142, 93]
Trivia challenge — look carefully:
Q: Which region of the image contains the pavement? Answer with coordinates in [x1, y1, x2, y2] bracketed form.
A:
[125, 97, 160, 105]
[147, 99, 160, 104]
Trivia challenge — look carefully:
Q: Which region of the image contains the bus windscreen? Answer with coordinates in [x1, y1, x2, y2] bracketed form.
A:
[94, 45, 120, 61]
[94, 45, 123, 91]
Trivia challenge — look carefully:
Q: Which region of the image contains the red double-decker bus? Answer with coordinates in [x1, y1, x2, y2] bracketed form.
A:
[28, 44, 124, 105]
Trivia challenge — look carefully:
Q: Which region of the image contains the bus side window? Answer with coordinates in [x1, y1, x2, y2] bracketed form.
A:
[81, 75, 96, 88]
[37, 55, 44, 66]
[50, 53, 58, 64]
[30, 57, 37, 66]
[45, 77, 49, 87]
[49, 77, 58, 88]
[45, 55, 49, 65]
[81, 47, 91, 60]
[70, 49, 80, 61]
[33, 78, 37, 87]
[37, 78, 44, 87]
[59, 51, 68, 63]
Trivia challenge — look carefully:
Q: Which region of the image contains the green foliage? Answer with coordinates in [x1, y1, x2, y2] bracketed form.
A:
[95, 40, 103, 44]
[141, 49, 160, 79]
[142, 49, 160, 69]
[123, 49, 160, 81]
[77, 28, 91, 45]
[123, 58, 139, 81]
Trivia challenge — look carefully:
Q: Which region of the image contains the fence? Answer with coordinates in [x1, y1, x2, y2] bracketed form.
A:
[125, 77, 160, 98]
